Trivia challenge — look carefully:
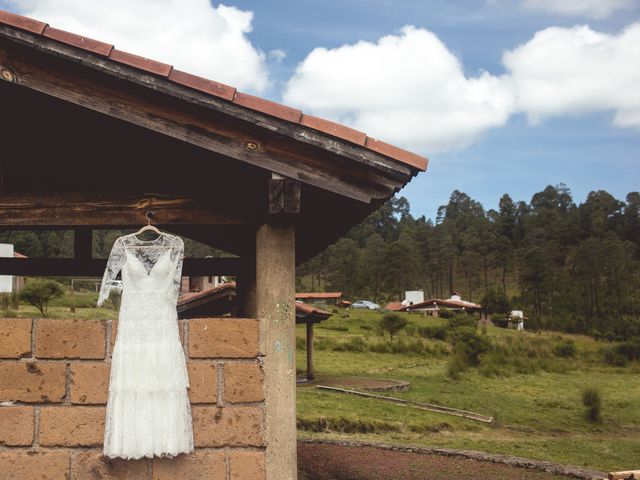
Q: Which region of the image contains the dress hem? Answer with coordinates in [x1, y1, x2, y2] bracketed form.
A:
[102, 446, 195, 460]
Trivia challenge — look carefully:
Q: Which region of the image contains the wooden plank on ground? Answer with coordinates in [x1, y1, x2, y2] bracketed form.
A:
[609, 471, 640, 480]
[316, 385, 494, 424]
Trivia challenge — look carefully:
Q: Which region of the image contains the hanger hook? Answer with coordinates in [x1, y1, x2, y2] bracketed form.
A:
[145, 211, 155, 226]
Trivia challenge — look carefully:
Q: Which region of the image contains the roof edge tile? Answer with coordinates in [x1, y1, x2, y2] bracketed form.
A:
[168, 69, 236, 101]
[0, 10, 47, 34]
[301, 114, 366, 146]
[365, 137, 428, 171]
[108, 48, 172, 77]
[233, 91, 302, 123]
[43, 26, 113, 56]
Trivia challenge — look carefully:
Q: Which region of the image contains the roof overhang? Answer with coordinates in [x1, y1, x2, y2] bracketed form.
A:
[0, 11, 428, 263]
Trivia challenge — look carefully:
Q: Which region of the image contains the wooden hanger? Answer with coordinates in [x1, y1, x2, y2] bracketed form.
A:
[128, 211, 168, 248]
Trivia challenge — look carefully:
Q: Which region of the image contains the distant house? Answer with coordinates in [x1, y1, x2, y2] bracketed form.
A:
[0, 244, 26, 293]
[181, 274, 227, 293]
[387, 291, 482, 316]
[495, 310, 527, 330]
[384, 290, 424, 311]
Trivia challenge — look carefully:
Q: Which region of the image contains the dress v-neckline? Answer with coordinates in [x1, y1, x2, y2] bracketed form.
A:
[126, 249, 172, 277]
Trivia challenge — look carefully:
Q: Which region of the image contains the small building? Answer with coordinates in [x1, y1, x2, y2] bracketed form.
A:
[384, 290, 424, 311]
[0, 244, 26, 293]
[401, 292, 482, 316]
[495, 310, 527, 330]
[403, 290, 424, 307]
[181, 274, 227, 293]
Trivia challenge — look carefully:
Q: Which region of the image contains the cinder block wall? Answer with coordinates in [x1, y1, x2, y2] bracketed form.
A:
[0, 317, 266, 480]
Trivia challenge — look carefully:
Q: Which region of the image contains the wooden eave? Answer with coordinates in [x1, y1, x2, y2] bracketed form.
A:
[0, 24, 420, 202]
[0, 17, 427, 264]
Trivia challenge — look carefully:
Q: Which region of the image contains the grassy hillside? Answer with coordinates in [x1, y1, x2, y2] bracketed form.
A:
[295, 309, 640, 472]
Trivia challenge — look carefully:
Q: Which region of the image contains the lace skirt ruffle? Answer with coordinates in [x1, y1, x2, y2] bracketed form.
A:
[104, 334, 193, 458]
[103, 388, 194, 459]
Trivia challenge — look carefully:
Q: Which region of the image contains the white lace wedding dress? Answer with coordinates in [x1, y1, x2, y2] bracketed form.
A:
[97, 231, 194, 459]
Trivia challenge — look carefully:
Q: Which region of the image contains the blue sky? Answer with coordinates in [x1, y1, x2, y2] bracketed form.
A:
[2, 0, 639, 219]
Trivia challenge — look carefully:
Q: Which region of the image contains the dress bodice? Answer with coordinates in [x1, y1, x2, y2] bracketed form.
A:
[123, 249, 176, 292]
[97, 232, 185, 307]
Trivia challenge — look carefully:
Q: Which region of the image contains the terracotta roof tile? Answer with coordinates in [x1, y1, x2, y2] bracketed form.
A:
[233, 92, 302, 123]
[365, 137, 428, 171]
[109, 48, 172, 77]
[43, 27, 113, 56]
[295, 301, 331, 316]
[301, 114, 366, 146]
[0, 10, 46, 34]
[0, 8, 429, 171]
[384, 301, 405, 311]
[296, 292, 342, 299]
[168, 69, 235, 101]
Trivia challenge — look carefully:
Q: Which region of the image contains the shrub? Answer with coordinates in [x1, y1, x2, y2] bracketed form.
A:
[447, 349, 467, 380]
[581, 387, 602, 423]
[379, 314, 408, 340]
[315, 337, 338, 351]
[615, 338, 640, 361]
[333, 336, 368, 352]
[418, 325, 447, 341]
[553, 340, 577, 358]
[368, 340, 392, 353]
[447, 313, 478, 331]
[20, 279, 65, 317]
[404, 323, 417, 337]
[449, 326, 491, 366]
[602, 346, 628, 366]
[0, 292, 19, 310]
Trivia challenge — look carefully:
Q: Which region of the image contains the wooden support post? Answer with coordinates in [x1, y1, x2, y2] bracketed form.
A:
[306, 321, 314, 381]
[74, 228, 93, 260]
[256, 223, 297, 480]
[236, 254, 257, 318]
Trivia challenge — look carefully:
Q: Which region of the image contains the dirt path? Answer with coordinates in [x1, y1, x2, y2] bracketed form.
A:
[297, 441, 604, 480]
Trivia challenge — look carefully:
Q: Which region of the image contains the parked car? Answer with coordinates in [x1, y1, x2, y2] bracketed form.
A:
[350, 300, 380, 310]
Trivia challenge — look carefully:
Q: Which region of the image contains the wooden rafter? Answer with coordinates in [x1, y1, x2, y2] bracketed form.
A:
[0, 193, 249, 227]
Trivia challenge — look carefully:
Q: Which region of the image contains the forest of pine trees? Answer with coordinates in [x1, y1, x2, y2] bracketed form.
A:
[297, 184, 640, 339]
[1, 184, 638, 338]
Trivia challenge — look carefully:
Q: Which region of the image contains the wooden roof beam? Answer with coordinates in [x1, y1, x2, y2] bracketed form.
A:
[0, 193, 249, 227]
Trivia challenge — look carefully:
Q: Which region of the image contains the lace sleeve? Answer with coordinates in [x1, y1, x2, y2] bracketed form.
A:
[97, 236, 126, 307]
[172, 236, 185, 302]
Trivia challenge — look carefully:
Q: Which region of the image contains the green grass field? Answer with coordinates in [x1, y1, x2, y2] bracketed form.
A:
[295, 308, 640, 472]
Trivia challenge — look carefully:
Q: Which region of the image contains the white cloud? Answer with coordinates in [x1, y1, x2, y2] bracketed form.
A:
[284, 22, 640, 154]
[16, 0, 269, 92]
[268, 49, 286, 63]
[283, 26, 514, 154]
[522, 0, 637, 19]
[504, 23, 640, 129]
